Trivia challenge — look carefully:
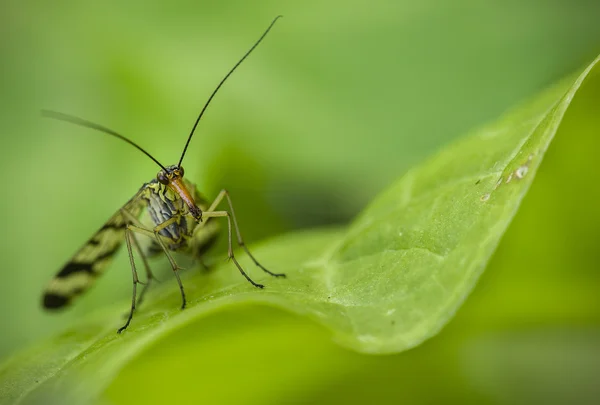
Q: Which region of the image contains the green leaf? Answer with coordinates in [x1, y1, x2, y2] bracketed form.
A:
[2, 55, 599, 405]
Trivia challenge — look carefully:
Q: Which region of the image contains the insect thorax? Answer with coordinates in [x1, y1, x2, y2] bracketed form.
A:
[139, 178, 210, 253]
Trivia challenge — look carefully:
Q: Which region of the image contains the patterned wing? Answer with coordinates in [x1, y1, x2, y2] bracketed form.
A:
[43, 194, 145, 309]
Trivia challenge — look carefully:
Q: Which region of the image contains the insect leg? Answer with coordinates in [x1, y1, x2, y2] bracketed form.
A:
[207, 189, 286, 278]
[120, 211, 188, 309]
[202, 210, 264, 288]
[119, 209, 159, 307]
[129, 231, 157, 308]
[119, 228, 141, 333]
[152, 224, 187, 309]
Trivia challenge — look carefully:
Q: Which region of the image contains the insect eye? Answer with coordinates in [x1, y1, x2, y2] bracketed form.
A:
[157, 171, 169, 185]
[178, 167, 184, 178]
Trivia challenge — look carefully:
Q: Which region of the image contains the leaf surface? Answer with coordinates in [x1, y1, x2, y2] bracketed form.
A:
[2, 55, 599, 405]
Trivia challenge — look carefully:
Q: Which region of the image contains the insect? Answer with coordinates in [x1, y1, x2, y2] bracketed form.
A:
[41, 16, 285, 333]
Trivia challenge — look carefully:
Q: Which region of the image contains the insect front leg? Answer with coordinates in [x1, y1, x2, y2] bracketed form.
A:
[203, 189, 286, 287]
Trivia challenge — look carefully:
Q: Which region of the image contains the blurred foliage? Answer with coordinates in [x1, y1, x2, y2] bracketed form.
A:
[3, 55, 600, 405]
[1, 0, 599, 404]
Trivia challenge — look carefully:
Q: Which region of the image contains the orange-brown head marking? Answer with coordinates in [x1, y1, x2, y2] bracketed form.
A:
[157, 165, 202, 221]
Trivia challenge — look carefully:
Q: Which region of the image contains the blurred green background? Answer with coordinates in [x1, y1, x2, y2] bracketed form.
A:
[1, 0, 600, 403]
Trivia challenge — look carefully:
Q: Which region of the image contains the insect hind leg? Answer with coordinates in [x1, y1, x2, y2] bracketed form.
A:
[121, 210, 188, 311]
[119, 228, 141, 333]
[128, 231, 158, 308]
[203, 189, 286, 287]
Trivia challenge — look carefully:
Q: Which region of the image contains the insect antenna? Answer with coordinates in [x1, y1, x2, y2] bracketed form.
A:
[41, 109, 168, 171]
[177, 15, 283, 167]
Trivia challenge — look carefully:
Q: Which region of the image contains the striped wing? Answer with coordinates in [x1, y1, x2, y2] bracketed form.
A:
[43, 195, 145, 309]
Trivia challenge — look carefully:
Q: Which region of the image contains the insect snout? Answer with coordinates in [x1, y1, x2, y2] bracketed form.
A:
[189, 205, 203, 222]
